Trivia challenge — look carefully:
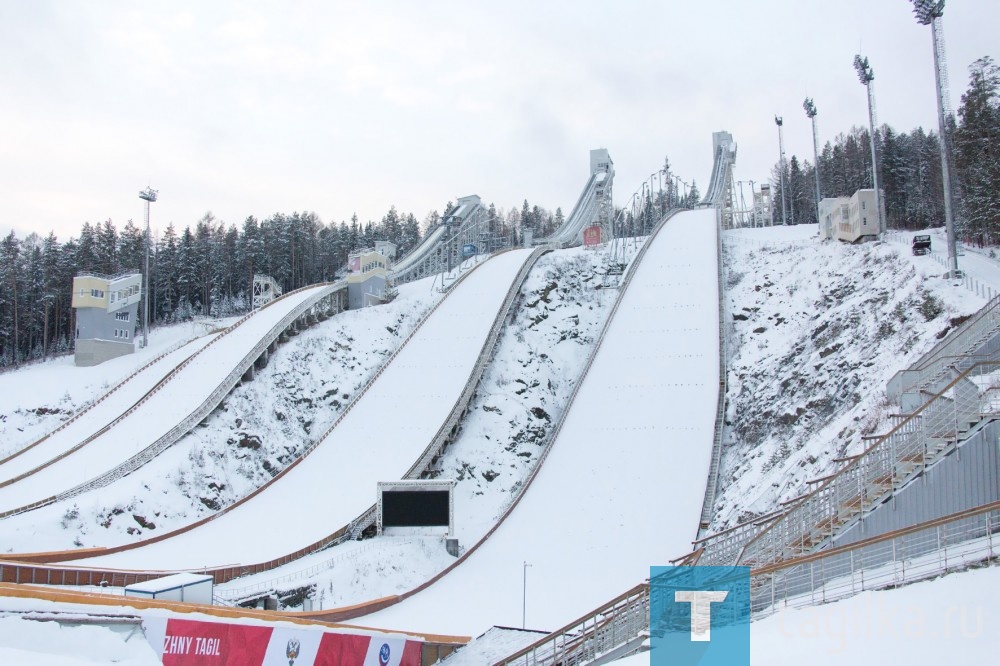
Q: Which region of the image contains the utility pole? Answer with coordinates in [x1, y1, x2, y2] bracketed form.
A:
[522, 561, 532, 629]
[854, 55, 884, 240]
[803, 98, 823, 234]
[911, 0, 959, 277]
[775, 116, 788, 225]
[138, 186, 158, 348]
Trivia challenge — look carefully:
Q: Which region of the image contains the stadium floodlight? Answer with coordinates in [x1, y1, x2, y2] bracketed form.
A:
[803, 98, 822, 235]
[853, 55, 874, 85]
[910, 0, 959, 278]
[853, 55, 884, 239]
[912, 0, 945, 24]
[139, 187, 158, 349]
[774, 115, 788, 225]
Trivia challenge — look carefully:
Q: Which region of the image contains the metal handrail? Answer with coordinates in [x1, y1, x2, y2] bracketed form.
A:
[0, 326, 227, 468]
[888, 293, 1000, 401]
[1, 279, 324, 476]
[697, 205, 728, 534]
[321, 210, 685, 623]
[342, 248, 547, 540]
[494, 583, 650, 666]
[0, 283, 346, 518]
[734, 359, 1000, 568]
[73, 270, 141, 282]
[499, 500, 1000, 666]
[535, 174, 600, 247]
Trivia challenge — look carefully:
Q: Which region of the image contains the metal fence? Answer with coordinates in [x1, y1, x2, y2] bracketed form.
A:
[730, 360, 1000, 569]
[750, 503, 999, 617]
[493, 584, 650, 666]
[215, 539, 417, 604]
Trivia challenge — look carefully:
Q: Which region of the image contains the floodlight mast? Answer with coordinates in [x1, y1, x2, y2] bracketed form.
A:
[803, 98, 823, 235]
[774, 115, 788, 226]
[853, 55, 884, 240]
[911, 0, 959, 278]
[138, 187, 158, 349]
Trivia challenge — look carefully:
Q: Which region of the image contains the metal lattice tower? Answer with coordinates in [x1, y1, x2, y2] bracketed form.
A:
[913, 0, 959, 277]
[803, 98, 823, 231]
[252, 274, 282, 309]
[774, 116, 788, 226]
[854, 55, 884, 238]
[138, 187, 157, 348]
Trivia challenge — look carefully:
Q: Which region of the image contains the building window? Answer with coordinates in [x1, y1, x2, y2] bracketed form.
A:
[115, 311, 129, 322]
[125, 330, 129, 339]
[862, 201, 867, 210]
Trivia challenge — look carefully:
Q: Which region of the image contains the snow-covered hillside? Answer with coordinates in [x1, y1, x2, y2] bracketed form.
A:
[0, 223, 997, 665]
[214, 244, 638, 608]
[711, 225, 986, 530]
[0, 319, 236, 456]
[0, 281, 441, 553]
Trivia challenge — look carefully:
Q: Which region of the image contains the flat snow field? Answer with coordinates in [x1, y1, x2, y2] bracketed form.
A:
[0, 284, 335, 514]
[358, 209, 720, 636]
[72, 249, 537, 570]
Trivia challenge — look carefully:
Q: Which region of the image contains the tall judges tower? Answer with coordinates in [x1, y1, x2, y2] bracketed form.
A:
[72, 271, 142, 366]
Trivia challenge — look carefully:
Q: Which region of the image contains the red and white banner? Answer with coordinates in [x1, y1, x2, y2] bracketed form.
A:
[143, 617, 422, 665]
[583, 225, 602, 247]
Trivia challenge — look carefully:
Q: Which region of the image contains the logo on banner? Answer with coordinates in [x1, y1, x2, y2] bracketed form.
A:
[649, 566, 750, 665]
[286, 637, 301, 665]
[378, 642, 391, 665]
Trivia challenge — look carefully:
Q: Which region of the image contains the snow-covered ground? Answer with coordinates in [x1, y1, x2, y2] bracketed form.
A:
[67, 249, 538, 570]
[214, 244, 639, 608]
[711, 224, 986, 530]
[0, 278, 442, 553]
[0, 318, 237, 456]
[0, 221, 997, 663]
[359, 208, 720, 635]
[609, 564, 1000, 665]
[0, 285, 339, 515]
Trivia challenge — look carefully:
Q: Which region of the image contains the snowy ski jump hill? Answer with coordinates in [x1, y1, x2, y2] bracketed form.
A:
[53, 249, 539, 573]
[0, 283, 344, 518]
[357, 208, 720, 635]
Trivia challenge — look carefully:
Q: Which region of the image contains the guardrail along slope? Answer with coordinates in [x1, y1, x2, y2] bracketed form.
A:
[56, 250, 538, 573]
[350, 209, 720, 636]
[0, 283, 344, 517]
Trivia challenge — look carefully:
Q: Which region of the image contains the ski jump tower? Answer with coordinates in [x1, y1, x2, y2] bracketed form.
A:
[534, 149, 615, 248]
[704, 131, 737, 227]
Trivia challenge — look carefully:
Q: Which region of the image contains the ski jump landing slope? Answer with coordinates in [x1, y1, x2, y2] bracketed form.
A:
[359, 209, 720, 637]
[71, 249, 538, 572]
[0, 285, 337, 515]
[0, 334, 218, 484]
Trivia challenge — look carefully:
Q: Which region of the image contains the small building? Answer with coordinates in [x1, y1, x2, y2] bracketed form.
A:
[347, 248, 391, 308]
[72, 271, 142, 366]
[374, 240, 397, 261]
[124, 573, 214, 604]
[819, 189, 884, 243]
[818, 197, 849, 240]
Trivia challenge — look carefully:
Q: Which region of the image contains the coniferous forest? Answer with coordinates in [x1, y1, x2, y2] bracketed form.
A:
[0, 201, 557, 368]
[1, 57, 998, 369]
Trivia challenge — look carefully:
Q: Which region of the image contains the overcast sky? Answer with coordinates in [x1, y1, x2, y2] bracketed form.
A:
[2, 1, 999, 241]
